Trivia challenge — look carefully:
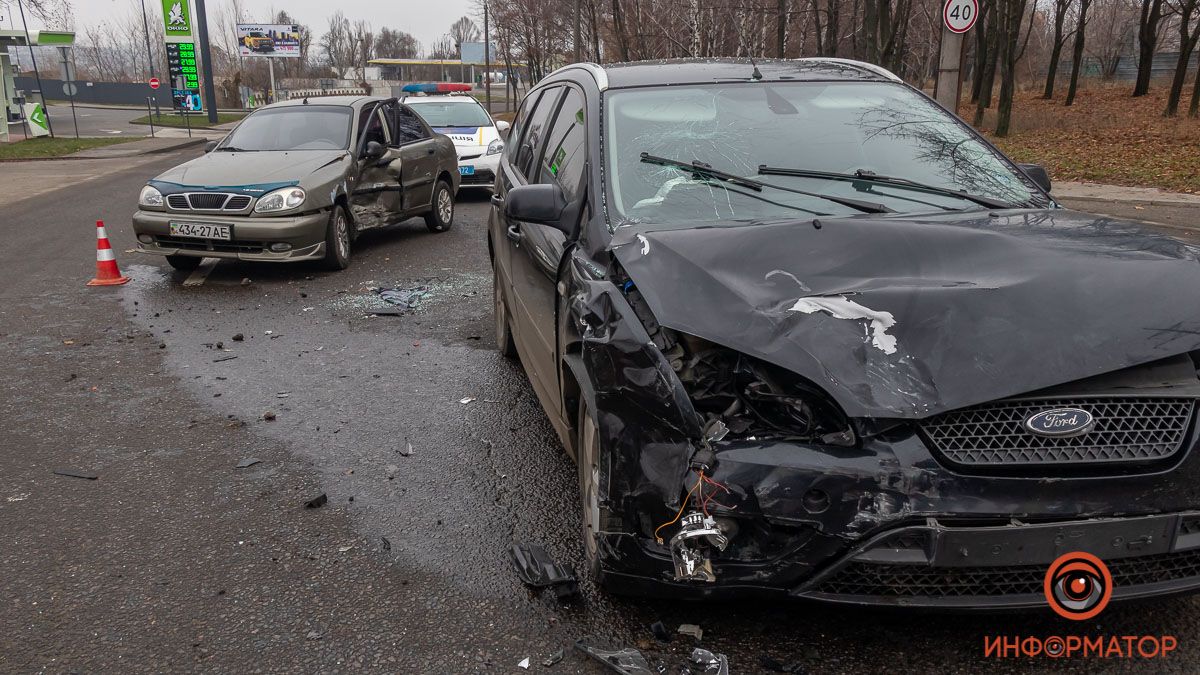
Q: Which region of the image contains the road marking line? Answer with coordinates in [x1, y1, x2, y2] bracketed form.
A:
[182, 258, 219, 286]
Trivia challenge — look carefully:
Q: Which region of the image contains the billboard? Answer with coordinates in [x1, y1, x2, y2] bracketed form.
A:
[236, 24, 301, 58]
[460, 41, 499, 64]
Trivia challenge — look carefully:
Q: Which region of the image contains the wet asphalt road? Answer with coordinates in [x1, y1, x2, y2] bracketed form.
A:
[4, 150, 1200, 673]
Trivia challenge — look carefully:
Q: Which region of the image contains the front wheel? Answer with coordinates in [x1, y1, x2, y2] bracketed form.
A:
[577, 399, 623, 588]
[321, 205, 352, 270]
[424, 180, 454, 233]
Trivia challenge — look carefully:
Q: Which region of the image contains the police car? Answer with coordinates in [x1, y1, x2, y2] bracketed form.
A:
[402, 84, 510, 191]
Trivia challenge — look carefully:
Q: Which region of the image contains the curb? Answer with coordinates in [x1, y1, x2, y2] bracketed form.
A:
[1055, 194, 1200, 208]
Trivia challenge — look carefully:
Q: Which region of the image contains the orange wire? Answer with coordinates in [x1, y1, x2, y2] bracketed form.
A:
[653, 472, 704, 544]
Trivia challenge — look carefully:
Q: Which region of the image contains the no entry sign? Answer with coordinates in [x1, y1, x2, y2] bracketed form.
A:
[149, 77, 161, 90]
[943, 0, 979, 33]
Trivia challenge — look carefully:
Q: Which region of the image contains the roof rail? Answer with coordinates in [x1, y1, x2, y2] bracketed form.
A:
[798, 57, 902, 82]
[543, 62, 609, 91]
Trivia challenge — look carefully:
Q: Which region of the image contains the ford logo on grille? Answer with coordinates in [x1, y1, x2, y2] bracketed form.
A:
[1024, 408, 1095, 438]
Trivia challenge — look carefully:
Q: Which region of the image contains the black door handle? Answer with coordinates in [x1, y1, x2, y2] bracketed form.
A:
[490, 193, 504, 207]
[506, 224, 521, 243]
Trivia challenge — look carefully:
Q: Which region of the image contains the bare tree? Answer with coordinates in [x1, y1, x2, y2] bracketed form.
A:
[448, 16, 481, 57]
[1133, 0, 1166, 96]
[1065, 0, 1092, 105]
[1164, 0, 1199, 115]
[1042, 0, 1073, 97]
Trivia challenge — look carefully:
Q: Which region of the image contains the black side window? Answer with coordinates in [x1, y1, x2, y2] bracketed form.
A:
[515, 87, 562, 180]
[359, 106, 387, 148]
[389, 105, 429, 145]
[536, 88, 586, 202]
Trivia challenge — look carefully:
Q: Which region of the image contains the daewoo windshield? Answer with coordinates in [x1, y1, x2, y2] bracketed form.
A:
[603, 81, 1037, 226]
[218, 106, 352, 151]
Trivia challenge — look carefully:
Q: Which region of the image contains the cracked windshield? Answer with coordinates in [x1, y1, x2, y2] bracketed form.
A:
[605, 81, 1036, 226]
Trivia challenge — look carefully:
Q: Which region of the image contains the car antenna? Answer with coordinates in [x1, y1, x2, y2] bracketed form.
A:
[749, 57, 763, 81]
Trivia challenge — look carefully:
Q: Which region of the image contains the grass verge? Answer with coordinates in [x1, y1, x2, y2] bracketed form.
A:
[0, 136, 138, 160]
[131, 112, 245, 129]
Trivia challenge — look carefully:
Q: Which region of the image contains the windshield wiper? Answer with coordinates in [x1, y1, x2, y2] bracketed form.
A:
[640, 153, 892, 215]
[216, 146, 253, 152]
[757, 165, 1016, 210]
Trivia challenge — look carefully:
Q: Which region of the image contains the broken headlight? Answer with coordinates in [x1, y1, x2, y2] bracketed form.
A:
[672, 335, 855, 445]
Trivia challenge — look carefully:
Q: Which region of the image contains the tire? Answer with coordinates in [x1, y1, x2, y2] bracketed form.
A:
[321, 205, 352, 271]
[577, 399, 624, 587]
[494, 265, 518, 358]
[165, 254, 201, 272]
[424, 180, 454, 233]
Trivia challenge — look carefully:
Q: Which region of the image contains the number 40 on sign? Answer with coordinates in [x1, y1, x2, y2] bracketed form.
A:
[943, 0, 979, 33]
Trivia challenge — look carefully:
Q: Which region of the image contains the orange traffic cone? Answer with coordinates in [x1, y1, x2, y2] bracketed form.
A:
[87, 220, 130, 286]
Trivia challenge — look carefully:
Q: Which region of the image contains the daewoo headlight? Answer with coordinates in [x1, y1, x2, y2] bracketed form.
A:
[139, 185, 164, 207]
[487, 139, 504, 156]
[254, 187, 306, 213]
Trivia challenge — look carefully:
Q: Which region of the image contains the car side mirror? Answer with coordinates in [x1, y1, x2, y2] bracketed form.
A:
[505, 183, 569, 233]
[204, 140, 218, 153]
[495, 120, 511, 134]
[362, 140, 386, 161]
[1018, 163, 1051, 193]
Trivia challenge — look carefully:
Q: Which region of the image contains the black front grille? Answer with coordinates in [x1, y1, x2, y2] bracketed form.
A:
[154, 235, 264, 254]
[225, 195, 252, 210]
[817, 549, 1200, 598]
[920, 397, 1195, 467]
[187, 193, 229, 209]
[166, 194, 189, 209]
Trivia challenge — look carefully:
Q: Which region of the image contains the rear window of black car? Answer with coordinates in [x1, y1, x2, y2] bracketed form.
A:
[220, 105, 352, 151]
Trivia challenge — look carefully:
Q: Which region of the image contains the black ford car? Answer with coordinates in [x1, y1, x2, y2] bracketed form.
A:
[489, 58, 1200, 609]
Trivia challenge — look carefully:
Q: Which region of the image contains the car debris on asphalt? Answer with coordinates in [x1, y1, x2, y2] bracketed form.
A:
[376, 285, 433, 311]
[690, 648, 730, 675]
[677, 624, 703, 642]
[574, 640, 655, 674]
[235, 458, 262, 468]
[53, 468, 99, 480]
[508, 542, 579, 600]
[516, 656, 530, 669]
[303, 493, 328, 509]
[650, 621, 672, 642]
[542, 649, 565, 667]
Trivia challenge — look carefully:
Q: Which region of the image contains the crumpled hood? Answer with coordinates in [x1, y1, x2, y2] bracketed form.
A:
[152, 149, 348, 188]
[611, 209, 1200, 420]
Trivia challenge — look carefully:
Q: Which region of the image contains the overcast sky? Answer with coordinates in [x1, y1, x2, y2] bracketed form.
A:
[23, 0, 477, 51]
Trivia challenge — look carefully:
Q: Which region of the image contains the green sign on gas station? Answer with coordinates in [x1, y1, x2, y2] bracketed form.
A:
[161, 0, 193, 38]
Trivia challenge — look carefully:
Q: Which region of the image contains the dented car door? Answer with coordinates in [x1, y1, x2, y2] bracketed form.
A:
[348, 102, 404, 229]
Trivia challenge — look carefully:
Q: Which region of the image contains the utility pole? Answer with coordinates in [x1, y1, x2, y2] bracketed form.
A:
[483, 2, 491, 113]
[194, 0, 219, 124]
[139, 0, 160, 116]
[15, 0, 53, 137]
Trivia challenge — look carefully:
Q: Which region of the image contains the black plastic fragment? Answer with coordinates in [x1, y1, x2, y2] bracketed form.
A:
[690, 648, 730, 675]
[53, 468, 98, 480]
[304, 493, 328, 509]
[650, 621, 672, 642]
[509, 542, 579, 600]
[235, 458, 262, 468]
[542, 648, 565, 667]
[574, 639, 655, 675]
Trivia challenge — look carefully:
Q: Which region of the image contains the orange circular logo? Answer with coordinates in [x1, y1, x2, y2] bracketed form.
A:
[1044, 551, 1113, 620]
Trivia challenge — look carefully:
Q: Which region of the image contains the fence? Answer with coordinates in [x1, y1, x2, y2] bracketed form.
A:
[14, 77, 160, 106]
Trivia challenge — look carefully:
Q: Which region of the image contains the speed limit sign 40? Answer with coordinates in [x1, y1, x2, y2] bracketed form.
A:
[944, 0, 979, 33]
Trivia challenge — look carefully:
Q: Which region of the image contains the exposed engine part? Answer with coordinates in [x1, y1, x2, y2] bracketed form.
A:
[670, 512, 729, 582]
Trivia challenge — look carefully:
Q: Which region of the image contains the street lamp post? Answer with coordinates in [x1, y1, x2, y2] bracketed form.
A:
[483, 2, 490, 113]
[15, 0, 53, 137]
[139, 0, 160, 116]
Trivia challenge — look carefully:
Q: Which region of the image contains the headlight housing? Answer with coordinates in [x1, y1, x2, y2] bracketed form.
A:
[139, 185, 164, 208]
[486, 139, 504, 156]
[254, 187, 306, 214]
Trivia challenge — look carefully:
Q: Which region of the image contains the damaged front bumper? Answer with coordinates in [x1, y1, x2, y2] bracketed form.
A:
[594, 432, 1200, 608]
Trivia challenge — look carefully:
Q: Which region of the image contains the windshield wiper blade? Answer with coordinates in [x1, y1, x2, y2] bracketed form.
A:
[216, 146, 252, 152]
[640, 153, 892, 214]
[757, 164, 1016, 210]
